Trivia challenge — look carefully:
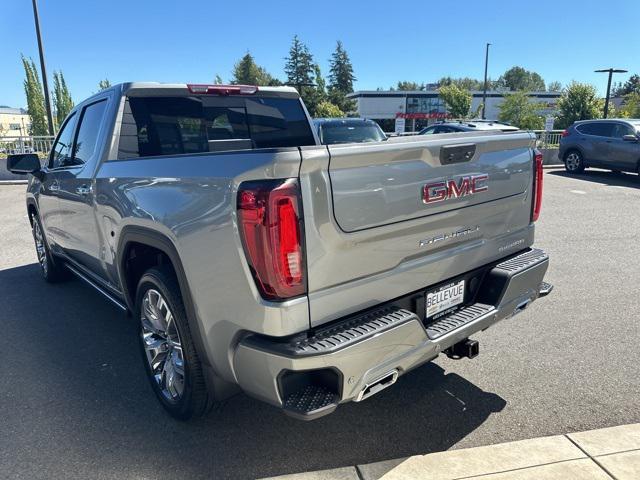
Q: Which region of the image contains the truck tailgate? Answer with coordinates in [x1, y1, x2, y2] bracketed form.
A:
[299, 132, 537, 327]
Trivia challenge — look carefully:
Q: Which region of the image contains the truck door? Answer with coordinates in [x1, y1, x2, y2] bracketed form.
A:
[38, 111, 79, 252]
[56, 97, 110, 281]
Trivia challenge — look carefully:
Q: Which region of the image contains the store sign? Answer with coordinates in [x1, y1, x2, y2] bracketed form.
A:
[394, 117, 406, 134]
[545, 116, 555, 131]
[396, 112, 451, 120]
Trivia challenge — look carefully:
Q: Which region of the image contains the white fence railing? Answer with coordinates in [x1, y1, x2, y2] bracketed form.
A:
[0, 135, 55, 155]
[533, 130, 563, 148]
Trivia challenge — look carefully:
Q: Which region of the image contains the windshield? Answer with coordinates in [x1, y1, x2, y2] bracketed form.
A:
[320, 122, 386, 144]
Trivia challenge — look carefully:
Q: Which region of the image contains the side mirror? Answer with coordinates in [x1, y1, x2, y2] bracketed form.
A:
[622, 134, 639, 142]
[7, 153, 42, 174]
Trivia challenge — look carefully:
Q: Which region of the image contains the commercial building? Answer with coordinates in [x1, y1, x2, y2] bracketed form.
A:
[346, 90, 562, 132]
[0, 107, 31, 136]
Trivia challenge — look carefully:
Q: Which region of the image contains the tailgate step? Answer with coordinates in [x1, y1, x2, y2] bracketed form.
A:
[426, 303, 495, 340]
[243, 306, 419, 358]
[493, 248, 548, 274]
[283, 385, 339, 421]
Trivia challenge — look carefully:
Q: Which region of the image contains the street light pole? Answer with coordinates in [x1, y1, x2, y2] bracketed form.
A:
[482, 43, 491, 120]
[595, 68, 628, 118]
[31, 0, 55, 135]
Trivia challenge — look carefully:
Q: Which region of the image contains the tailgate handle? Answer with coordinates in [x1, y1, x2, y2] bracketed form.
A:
[440, 144, 476, 165]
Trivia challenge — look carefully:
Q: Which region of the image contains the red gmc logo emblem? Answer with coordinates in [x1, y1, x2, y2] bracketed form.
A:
[422, 174, 489, 204]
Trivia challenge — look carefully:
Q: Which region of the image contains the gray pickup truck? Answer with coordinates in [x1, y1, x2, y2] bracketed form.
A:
[8, 82, 551, 421]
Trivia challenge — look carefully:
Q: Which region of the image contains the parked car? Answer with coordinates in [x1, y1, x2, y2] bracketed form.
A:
[559, 119, 640, 174]
[314, 117, 386, 144]
[8, 82, 551, 421]
[420, 120, 519, 135]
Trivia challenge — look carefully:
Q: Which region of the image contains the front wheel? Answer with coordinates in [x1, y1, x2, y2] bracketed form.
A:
[136, 266, 213, 420]
[564, 150, 585, 173]
[31, 213, 68, 282]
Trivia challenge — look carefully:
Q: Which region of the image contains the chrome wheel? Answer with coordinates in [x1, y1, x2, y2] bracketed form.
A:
[565, 152, 581, 171]
[141, 288, 185, 402]
[32, 220, 48, 276]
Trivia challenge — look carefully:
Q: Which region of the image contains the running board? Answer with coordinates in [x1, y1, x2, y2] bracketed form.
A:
[65, 263, 128, 311]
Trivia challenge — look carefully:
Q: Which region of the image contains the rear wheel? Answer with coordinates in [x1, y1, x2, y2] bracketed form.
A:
[31, 213, 68, 282]
[136, 265, 213, 420]
[564, 150, 584, 173]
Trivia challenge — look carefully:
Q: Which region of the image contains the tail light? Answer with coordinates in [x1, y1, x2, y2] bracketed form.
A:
[187, 84, 258, 95]
[237, 179, 306, 301]
[532, 149, 544, 222]
[561, 129, 569, 137]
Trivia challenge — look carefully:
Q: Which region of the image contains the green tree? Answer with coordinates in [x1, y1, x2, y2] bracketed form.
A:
[315, 100, 344, 118]
[396, 81, 423, 91]
[213, 74, 223, 84]
[438, 84, 472, 119]
[98, 79, 112, 91]
[497, 66, 546, 91]
[328, 41, 356, 113]
[498, 91, 544, 129]
[547, 81, 562, 92]
[613, 74, 640, 97]
[231, 52, 277, 85]
[619, 92, 640, 118]
[21, 55, 49, 135]
[438, 76, 488, 91]
[284, 35, 319, 115]
[53, 71, 74, 127]
[555, 82, 604, 129]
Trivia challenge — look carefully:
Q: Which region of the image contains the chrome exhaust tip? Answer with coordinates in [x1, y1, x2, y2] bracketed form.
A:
[354, 369, 399, 402]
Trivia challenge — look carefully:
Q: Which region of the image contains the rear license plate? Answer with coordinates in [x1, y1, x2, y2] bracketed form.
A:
[426, 280, 465, 320]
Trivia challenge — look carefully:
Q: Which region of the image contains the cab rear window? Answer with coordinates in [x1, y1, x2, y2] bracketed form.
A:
[117, 95, 316, 159]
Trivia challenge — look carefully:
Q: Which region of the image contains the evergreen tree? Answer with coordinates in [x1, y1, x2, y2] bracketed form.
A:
[21, 55, 49, 135]
[213, 74, 223, 84]
[98, 79, 112, 91]
[53, 71, 74, 127]
[284, 35, 318, 114]
[328, 41, 356, 113]
[231, 52, 277, 85]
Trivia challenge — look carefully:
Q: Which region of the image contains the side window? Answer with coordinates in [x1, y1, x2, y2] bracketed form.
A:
[72, 100, 108, 165]
[577, 122, 613, 137]
[611, 123, 634, 139]
[49, 113, 77, 169]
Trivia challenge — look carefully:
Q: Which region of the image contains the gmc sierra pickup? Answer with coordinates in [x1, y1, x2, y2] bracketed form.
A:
[8, 83, 551, 421]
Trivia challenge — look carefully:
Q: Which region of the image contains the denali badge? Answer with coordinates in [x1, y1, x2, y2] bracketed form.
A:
[422, 174, 489, 204]
[419, 226, 480, 248]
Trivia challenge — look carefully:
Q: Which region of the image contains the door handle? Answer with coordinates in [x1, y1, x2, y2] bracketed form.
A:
[49, 182, 60, 192]
[76, 185, 92, 196]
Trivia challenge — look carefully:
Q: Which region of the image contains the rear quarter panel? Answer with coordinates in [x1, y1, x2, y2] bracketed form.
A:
[94, 149, 307, 382]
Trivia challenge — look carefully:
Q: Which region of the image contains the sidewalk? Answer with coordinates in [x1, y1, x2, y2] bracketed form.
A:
[262, 423, 640, 480]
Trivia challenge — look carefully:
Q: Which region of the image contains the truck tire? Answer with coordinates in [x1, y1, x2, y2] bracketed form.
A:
[135, 265, 213, 420]
[30, 212, 68, 282]
[564, 150, 585, 173]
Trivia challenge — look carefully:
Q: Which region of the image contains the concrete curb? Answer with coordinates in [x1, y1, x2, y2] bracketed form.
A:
[260, 423, 640, 480]
[0, 180, 28, 185]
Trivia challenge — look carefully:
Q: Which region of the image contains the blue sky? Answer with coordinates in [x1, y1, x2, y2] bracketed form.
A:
[2, 0, 639, 107]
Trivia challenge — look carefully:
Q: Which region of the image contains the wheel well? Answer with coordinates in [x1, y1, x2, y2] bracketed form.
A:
[121, 241, 176, 306]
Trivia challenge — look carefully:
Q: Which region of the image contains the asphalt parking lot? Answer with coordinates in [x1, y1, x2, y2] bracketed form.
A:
[1, 168, 640, 480]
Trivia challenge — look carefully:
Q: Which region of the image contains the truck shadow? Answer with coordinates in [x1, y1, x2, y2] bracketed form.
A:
[548, 169, 640, 189]
[1, 263, 506, 480]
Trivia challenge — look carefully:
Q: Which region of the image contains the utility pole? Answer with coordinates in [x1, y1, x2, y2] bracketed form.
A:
[595, 68, 628, 118]
[31, 0, 55, 135]
[482, 43, 491, 119]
